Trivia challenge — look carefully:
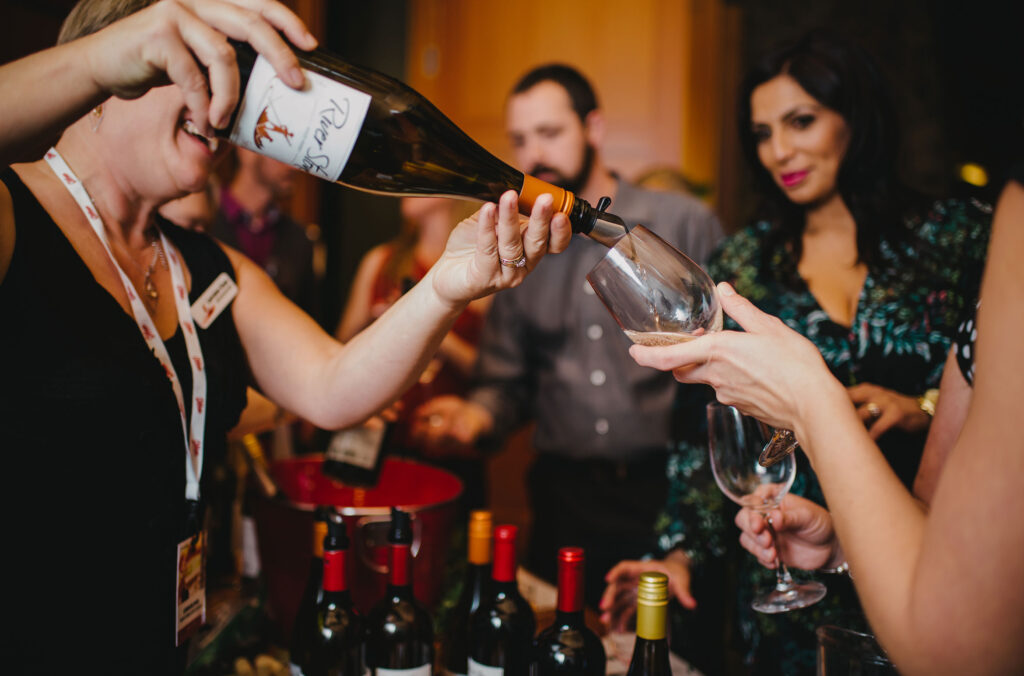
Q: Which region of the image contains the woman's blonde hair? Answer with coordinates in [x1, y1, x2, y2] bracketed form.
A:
[58, 0, 158, 45]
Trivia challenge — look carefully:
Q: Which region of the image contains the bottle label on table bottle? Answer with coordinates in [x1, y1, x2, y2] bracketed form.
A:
[377, 666, 431, 676]
[326, 422, 386, 470]
[467, 658, 504, 676]
[230, 55, 371, 182]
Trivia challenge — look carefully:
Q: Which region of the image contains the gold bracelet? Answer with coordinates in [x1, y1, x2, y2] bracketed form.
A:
[917, 388, 939, 417]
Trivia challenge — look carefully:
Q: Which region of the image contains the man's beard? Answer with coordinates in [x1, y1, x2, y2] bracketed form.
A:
[529, 143, 595, 195]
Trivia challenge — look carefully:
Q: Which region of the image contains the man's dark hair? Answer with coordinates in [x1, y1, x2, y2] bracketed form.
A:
[511, 64, 599, 122]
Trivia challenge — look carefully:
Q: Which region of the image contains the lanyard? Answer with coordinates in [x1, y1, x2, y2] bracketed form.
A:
[44, 148, 208, 501]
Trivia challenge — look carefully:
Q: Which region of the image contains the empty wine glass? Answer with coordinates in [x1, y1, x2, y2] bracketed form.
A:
[586, 226, 798, 461]
[707, 402, 826, 614]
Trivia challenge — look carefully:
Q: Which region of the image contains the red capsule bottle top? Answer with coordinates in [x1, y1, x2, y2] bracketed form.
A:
[556, 547, 585, 613]
[492, 524, 518, 583]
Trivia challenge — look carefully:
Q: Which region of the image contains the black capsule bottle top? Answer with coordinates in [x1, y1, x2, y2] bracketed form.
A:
[390, 506, 412, 545]
[324, 513, 349, 551]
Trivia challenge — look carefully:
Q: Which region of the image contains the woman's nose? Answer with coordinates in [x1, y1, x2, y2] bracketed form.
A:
[769, 133, 794, 162]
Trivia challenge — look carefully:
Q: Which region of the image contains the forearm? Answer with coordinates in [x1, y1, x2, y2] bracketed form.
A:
[795, 381, 930, 665]
[0, 39, 108, 165]
[308, 268, 466, 427]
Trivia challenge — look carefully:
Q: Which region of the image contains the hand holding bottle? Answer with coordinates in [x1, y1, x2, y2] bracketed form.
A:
[409, 395, 493, 455]
[428, 191, 571, 309]
[600, 550, 696, 632]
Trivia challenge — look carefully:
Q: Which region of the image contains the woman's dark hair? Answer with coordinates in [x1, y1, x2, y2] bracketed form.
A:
[737, 30, 909, 283]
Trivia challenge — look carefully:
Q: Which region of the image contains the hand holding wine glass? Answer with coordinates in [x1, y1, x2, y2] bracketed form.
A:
[707, 402, 826, 613]
[587, 230, 796, 463]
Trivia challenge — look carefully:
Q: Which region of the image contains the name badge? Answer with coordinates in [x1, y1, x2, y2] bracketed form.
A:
[191, 272, 239, 329]
[175, 531, 207, 646]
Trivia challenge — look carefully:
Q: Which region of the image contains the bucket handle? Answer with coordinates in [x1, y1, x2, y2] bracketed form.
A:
[356, 512, 424, 575]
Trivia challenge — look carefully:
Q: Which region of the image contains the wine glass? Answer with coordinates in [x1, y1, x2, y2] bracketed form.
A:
[586, 225, 797, 461]
[706, 402, 826, 613]
[586, 225, 722, 345]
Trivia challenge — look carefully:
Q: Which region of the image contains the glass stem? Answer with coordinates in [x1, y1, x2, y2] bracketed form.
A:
[764, 514, 795, 589]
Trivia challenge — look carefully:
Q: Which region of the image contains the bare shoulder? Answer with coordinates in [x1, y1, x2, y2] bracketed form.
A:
[0, 178, 15, 283]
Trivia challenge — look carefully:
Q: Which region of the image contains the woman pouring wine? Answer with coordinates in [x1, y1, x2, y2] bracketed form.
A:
[0, 1, 570, 672]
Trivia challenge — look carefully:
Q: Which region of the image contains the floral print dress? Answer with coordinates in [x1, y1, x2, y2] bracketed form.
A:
[661, 198, 991, 674]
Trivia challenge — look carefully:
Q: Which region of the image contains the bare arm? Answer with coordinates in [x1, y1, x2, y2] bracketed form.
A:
[0, 0, 315, 167]
[335, 244, 390, 342]
[912, 346, 972, 505]
[230, 191, 569, 430]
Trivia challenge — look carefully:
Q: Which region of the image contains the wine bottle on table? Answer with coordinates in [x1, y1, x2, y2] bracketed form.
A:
[532, 547, 606, 675]
[306, 514, 363, 676]
[442, 510, 493, 676]
[625, 572, 671, 676]
[290, 506, 332, 674]
[365, 507, 434, 675]
[468, 524, 535, 676]
[221, 42, 628, 248]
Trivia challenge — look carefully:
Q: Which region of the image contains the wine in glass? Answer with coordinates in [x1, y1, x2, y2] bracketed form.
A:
[586, 226, 797, 461]
[706, 402, 826, 613]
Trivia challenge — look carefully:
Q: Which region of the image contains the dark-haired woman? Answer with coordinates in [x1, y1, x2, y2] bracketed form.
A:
[601, 31, 989, 673]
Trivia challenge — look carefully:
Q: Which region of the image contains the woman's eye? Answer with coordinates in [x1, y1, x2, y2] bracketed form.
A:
[792, 114, 815, 129]
[752, 127, 771, 142]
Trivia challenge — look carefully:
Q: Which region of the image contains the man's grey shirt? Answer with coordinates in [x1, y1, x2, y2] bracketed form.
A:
[469, 178, 724, 461]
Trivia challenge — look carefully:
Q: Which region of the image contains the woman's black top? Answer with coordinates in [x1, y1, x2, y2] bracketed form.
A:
[0, 169, 248, 674]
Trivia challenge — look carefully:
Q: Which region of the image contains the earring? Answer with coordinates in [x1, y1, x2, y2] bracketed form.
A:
[90, 105, 103, 132]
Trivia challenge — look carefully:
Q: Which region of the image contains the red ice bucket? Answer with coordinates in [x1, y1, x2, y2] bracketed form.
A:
[254, 455, 463, 639]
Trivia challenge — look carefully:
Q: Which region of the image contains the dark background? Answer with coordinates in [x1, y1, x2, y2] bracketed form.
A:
[3, 0, 1021, 329]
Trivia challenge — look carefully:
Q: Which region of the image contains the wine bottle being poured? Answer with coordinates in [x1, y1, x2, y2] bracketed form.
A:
[219, 42, 629, 248]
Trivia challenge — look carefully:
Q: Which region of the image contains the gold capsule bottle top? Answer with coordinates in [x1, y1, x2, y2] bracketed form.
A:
[467, 509, 493, 565]
[635, 571, 668, 640]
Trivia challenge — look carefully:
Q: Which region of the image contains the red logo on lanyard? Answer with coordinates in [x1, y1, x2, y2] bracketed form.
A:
[185, 323, 194, 336]
[141, 323, 154, 340]
[193, 357, 203, 372]
[46, 151, 55, 159]
[196, 397, 204, 414]
[62, 173, 76, 185]
[163, 363, 175, 381]
[127, 287, 136, 302]
[178, 285, 186, 300]
[85, 205, 98, 220]
[190, 439, 200, 457]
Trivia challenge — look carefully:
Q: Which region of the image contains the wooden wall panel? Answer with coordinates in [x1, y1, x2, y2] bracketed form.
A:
[406, 0, 692, 182]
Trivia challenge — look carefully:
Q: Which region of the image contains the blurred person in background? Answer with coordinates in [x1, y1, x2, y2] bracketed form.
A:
[337, 196, 491, 510]
[0, 0, 571, 671]
[602, 30, 990, 674]
[412, 63, 723, 609]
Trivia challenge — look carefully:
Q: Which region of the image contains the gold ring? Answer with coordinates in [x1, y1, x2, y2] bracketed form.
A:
[500, 253, 527, 268]
[866, 402, 881, 419]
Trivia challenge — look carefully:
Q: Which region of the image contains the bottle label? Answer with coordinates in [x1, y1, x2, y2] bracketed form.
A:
[326, 423, 385, 470]
[230, 55, 371, 182]
[376, 666, 431, 676]
[467, 659, 504, 676]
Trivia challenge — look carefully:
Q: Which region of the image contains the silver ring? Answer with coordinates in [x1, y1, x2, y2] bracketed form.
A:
[866, 402, 881, 419]
[500, 253, 527, 268]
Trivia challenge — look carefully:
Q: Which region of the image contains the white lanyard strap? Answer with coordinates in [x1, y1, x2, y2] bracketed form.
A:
[45, 149, 208, 501]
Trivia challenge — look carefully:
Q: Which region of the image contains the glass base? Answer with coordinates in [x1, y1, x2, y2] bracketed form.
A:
[751, 580, 827, 614]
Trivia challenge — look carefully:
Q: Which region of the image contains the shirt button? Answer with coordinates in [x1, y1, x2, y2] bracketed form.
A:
[583, 280, 596, 295]
[595, 418, 610, 435]
[587, 324, 604, 341]
[590, 369, 607, 386]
